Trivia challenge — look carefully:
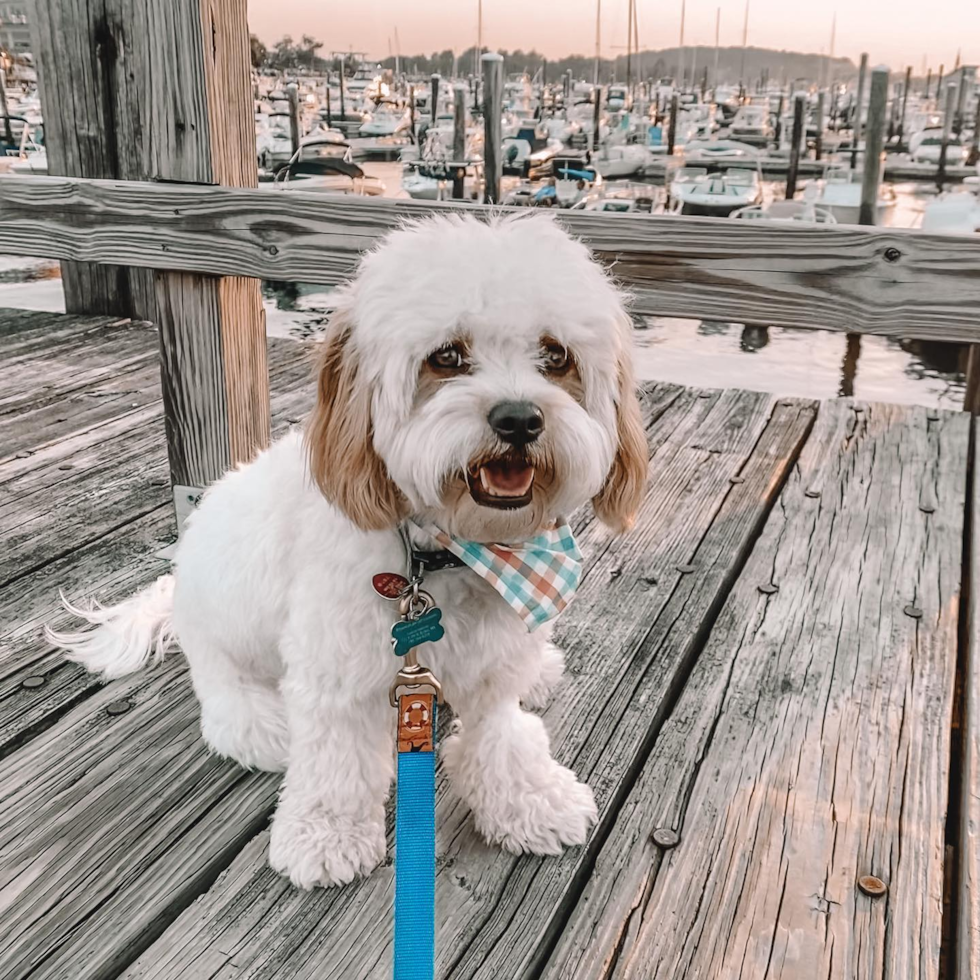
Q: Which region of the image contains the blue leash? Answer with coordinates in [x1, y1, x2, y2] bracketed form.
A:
[393, 691, 439, 980]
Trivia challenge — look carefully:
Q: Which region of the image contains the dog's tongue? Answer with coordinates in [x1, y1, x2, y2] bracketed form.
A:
[480, 460, 535, 497]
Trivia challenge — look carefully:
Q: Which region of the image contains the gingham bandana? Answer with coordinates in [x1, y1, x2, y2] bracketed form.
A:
[416, 522, 583, 631]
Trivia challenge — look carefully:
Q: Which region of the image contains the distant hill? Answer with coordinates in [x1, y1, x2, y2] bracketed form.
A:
[381, 46, 857, 87]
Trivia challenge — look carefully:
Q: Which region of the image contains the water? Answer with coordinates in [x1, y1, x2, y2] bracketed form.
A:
[4, 172, 966, 410]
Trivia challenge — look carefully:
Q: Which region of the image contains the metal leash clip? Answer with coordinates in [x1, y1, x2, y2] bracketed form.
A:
[389, 587, 444, 707]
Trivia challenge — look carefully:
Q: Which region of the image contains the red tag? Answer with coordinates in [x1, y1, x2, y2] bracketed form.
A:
[372, 572, 410, 599]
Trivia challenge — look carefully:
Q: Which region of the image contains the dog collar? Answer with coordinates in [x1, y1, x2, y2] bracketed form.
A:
[410, 521, 583, 632]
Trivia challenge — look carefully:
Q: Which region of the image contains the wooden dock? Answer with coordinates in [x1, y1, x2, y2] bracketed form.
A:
[2, 308, 977, 980]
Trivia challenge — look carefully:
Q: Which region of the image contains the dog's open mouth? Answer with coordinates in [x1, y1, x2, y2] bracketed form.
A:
[467, 454, 535, 509]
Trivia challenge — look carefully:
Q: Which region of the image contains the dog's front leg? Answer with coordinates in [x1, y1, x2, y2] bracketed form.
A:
[269, 680, 391, 889]
[442, 689, 597, 856]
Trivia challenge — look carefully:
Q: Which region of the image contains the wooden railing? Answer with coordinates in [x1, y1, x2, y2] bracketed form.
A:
[5, 173, 980, 342]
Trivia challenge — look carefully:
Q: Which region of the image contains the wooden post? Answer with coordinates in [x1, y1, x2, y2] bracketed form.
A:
[0, 68, 12, 144]
[925, 68, 932, 100]
[667, 93, 679, 155]
[954, 65, 968, 136]
[286, 82, 301, 156]
[452, 84, 467, 199]
[338, 54, 346, 121]
[785, 94, 805, 199]
[481, 53, 503, 204]
[815, 90, 825, 160]
[898, 65, 911, 147]
[937, 83, 957, 191]
[859, 66, 889, 226]
[774, 93, 784, 144]
[31, 0, 269, 520]
[967, 95, 980, 167]
[430, 73, 441, 132]
[325, 86, 332, 129]
[591, 86, 602, 153]
[851, 52, 868, 170]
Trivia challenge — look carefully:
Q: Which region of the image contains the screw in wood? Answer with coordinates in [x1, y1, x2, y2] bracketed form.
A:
[729, 476, 745, 484]
[106, 700, 132, 717]
[758, 583, 779, 595]
[919, 504, 936, 514]
[903, 605, 923, 619]
[805, 489, 821, 499]
[652, 828, 680, 849]
[882, 247, 902, 263]
[697, 391, 712, 399]
[676, 564, 697, 575]
[21, 675, 46, 690]
[857, 874, 888, 897]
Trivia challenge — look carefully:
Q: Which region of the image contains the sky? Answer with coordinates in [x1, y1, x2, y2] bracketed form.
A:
[248, 0, 980, 74]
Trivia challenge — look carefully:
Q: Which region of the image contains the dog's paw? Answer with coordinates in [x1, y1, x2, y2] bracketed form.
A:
[269, 810, 386, 889]
[473, 763, 597, 856]
[522, 641, 566, 710]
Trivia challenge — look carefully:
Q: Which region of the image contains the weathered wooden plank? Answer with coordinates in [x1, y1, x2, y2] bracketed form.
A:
[544, 400, 968, 980]
[119, 391, 817, 980]
[3, 175, 980, 340]
[958, 424, 980, 979]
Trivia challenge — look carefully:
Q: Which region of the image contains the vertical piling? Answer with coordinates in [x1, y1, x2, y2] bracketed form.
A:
[898, 65, 911, 147]
[481, 52, 503, 204]
[859, 66, 889, 226]
[667, 93, 679, 155]
[815, 90, 825, 160]
[325, 87, 332, 129]
[785, 94, 805, 198]
[409, 87, 417, 144]
[0, 68, 11, 144]
[968, 94, 980, 166]
[286, 82, 301, 156]
[338, 54, 346, 121]
[430, 73, 441, 132]
[937, 82, 956, 191]
[851, 52, 868, 169]
[774, 92, 784, 144]
[452, 84, 467, 199]
[593, 85, 602, 154]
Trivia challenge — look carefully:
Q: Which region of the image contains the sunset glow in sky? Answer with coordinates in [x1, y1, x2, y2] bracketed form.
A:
[249, 0, 980, 73]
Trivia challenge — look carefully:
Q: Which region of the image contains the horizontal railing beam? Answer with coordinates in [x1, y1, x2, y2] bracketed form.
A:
[4, 174, 980, 342]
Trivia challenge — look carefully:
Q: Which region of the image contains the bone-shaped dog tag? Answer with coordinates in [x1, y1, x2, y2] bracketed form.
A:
[391, 607, 444, 657]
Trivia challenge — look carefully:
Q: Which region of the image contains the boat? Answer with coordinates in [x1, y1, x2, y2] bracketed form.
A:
[728, 103, 773, 145]
[592, 140, 653, 179]
[358, 102, 411, 137]
[6, 117, 47, 175]
[273, 136, 385, 196]
[908, 127, 970, 165]
[606, 86, 629, 111]
[809, 167, 897, 225]
[572, 182, 662, 213]
[731, 200, 838, 224]
[921, 188, 980, 234]
[668, 166, 763, 216]
[501, 126, 563, 177]
[255, 112, 294, 171]
[682, 139, 761, 165]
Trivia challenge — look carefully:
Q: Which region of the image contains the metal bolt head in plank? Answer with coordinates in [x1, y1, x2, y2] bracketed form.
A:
[758, 583, 779, 595]
[698, 391, 712, 399]
[729, 476, 745, 484]
[21, 675, 46, 690]
[904, 605, 923, 619]
[106, 700, 132, 716]
[652, 828, 680, 849]
[857, 874, 888, 897]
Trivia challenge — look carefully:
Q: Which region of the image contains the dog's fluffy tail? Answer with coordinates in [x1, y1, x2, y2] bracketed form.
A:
[45, 575, 177, 681]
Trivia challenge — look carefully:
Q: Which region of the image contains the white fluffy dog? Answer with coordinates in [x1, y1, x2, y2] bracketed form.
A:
[49, 213, 647, 889]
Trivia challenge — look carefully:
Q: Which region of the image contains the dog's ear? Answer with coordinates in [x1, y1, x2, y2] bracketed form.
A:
[305, 310, 404, 531]
[592, 352, 648, 533]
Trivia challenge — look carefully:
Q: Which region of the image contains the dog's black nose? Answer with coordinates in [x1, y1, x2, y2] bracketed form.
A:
[488, 401, 545, 446]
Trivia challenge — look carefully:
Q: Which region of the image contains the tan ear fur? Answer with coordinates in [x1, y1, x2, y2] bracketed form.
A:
[305, 312, 404, 531]
[592, 356, 648, 533]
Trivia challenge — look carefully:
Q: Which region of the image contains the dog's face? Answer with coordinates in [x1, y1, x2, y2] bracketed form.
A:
[307, 213, 647, 543]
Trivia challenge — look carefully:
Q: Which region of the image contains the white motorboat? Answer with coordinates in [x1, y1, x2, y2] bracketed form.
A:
[358, 102, 411, 137]
[682, 139, 761, 165]
[274, 137, 385, 196]
[502, 126, 563, 177]
[908, 127, 970, 165]
[731, 199, 837, 224]
[606, 86, 629, 111]
[728, 103, 773, 145]
[669, 166, 763, 216]
[593, 141, 652, 179]
[572, 181, 662, 213]
[809, 168, 897, 225]
[255, 112, 294, 171]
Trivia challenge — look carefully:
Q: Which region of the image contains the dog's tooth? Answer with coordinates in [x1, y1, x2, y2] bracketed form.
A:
[479, 466, 491, 492]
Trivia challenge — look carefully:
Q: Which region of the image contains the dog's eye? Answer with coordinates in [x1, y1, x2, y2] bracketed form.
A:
[541, 342, 570, 374]
[427, 343, 468, 372]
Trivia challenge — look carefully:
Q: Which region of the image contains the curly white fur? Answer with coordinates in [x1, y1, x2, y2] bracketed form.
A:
[48, 213, 645, 889]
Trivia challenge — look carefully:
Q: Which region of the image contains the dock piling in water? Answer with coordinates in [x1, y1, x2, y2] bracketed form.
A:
[859, 66, 889, 226]
[286, 83, 300, 156]
[785, 94, 805, 199]
[667, 93, 679, 155]
[851, 52, 868, 169]
[937, 82, 957, 191]
[481, 53, 503, 203]
[452, 84, 467, 199]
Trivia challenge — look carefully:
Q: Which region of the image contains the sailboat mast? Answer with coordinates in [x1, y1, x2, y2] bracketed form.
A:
[739, 0, 750, 90]
[679, 0, 686, 90]
[713, 7, 720, 88]
[594, 0, 601, 87]
[626, 0, 633, 96]
[475, 0, 483, 79]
